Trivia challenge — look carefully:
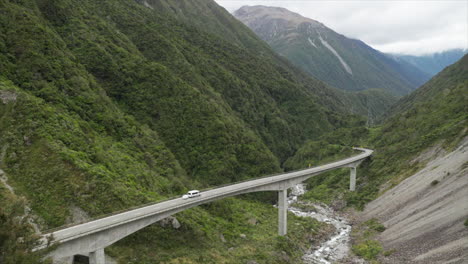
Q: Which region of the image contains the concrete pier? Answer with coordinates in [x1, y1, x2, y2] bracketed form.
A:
[89, 249, 105, 264]
[350, 167, 356, 191]
[278, 189, 288, 236]
[38, 148, 373, 262]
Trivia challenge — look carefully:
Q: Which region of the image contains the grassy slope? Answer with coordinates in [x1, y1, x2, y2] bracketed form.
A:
[0, 0, 366, 262]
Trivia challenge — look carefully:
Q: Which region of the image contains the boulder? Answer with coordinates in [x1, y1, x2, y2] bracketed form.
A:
[247, 218, 258, 225]
[171, 217, 181, 229]
[220, 233, 227, 243]
[159, 216, 181, 229]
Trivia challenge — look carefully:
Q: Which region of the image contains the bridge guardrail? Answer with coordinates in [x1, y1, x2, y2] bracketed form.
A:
[42, 148, 367, 234]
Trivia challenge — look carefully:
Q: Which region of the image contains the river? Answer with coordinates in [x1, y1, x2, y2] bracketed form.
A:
[288, 184, 352, 264]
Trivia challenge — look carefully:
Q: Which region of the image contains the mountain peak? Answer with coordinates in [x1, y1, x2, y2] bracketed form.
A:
[234, 5, 323, 31]
[234, 5, 431, 95]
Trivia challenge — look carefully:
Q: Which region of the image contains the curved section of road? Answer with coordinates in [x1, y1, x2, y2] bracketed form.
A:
[40, 147, 373, 258]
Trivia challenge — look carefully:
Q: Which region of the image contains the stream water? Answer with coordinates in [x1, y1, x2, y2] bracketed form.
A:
[287, 184, 352, 264]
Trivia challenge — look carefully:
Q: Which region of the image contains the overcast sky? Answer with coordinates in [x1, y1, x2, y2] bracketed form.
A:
[215, 0, 467, 55]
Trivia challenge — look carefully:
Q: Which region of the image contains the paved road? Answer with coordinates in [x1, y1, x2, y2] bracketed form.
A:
[43, 147, 373, 246]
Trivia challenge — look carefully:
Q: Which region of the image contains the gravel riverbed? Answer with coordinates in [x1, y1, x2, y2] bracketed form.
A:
[288, 184, 352, 264]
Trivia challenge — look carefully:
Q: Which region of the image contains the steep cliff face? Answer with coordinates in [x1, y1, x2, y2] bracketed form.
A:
[234, 5, 431, 96]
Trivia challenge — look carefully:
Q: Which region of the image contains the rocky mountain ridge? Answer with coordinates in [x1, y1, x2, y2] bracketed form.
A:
[234, 5, 431, 96]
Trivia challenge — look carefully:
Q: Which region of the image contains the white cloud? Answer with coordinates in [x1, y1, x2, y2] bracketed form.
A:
[215, 0, 468, 55]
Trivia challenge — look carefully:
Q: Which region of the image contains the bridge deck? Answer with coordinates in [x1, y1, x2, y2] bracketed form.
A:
[42, 148, 373, 245]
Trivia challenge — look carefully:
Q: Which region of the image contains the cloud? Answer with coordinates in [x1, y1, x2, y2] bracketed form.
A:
[215, 0, 468, 55]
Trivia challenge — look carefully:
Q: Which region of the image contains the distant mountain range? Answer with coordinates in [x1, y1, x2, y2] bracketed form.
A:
[234, 5, 431, 96]
[389, 49, 467, 76]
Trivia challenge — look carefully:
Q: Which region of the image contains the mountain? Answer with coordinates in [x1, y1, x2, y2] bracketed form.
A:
[233, 5, 431, 96]
[359, 54, 468, 264]
[365, 54, 467, 202]
[286, 54, 467, 209]
[0, 0, 374, 262]
[285, 55, 468, 262]
[390, 49, 467, 76]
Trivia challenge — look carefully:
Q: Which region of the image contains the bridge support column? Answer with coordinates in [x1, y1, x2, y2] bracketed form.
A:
[278, 189, 288, 236]
[350, 167, 356, 191]
[89, 248, 105, 264]
[53, 256, 73, 264]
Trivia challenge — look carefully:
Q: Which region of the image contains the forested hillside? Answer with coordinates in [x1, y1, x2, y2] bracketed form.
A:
[287, 54, 467, 209]
[281, 54, 467, 262]
[0, 0, 373, 262]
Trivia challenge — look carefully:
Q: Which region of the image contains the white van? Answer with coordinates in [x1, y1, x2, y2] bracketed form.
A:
[182, 190, 201, 199]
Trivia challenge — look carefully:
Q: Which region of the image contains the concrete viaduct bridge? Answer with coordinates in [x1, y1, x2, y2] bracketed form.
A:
[38, 148, 373, 264]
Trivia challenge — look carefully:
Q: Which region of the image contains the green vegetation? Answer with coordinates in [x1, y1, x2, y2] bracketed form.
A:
[108, 197, 326, 263]
[284, 119, 368, 171]
[283, 120, 370, 204]
[350, 218, 386, 261]
[349, 55, 468, 209]
[352, 240, 382, 261]
[0, 0, 372, 262]
[0, 80, 189, 227]
[364, 218, 386, 233]
[286, 55, 467, 209]
[464, 219, 468, 227]
[0, 0, 465, 262]
[348, 89, 398, 125]
[0, 182, 50, 264]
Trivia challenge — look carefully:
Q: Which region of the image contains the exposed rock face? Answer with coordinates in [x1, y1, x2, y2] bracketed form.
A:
[0, 90, 17, 104]
[67, 206, 90, 224]
[247, 217, 258, 225]
[234, 5, 323, 42]
[0, 170, 41, 233]
[363, 138, 468, 263]
[219, 233, 227, 243]
[159, 216, 181, 229]
[171, 217, 181, 229]
[234, 5, 430, 96]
